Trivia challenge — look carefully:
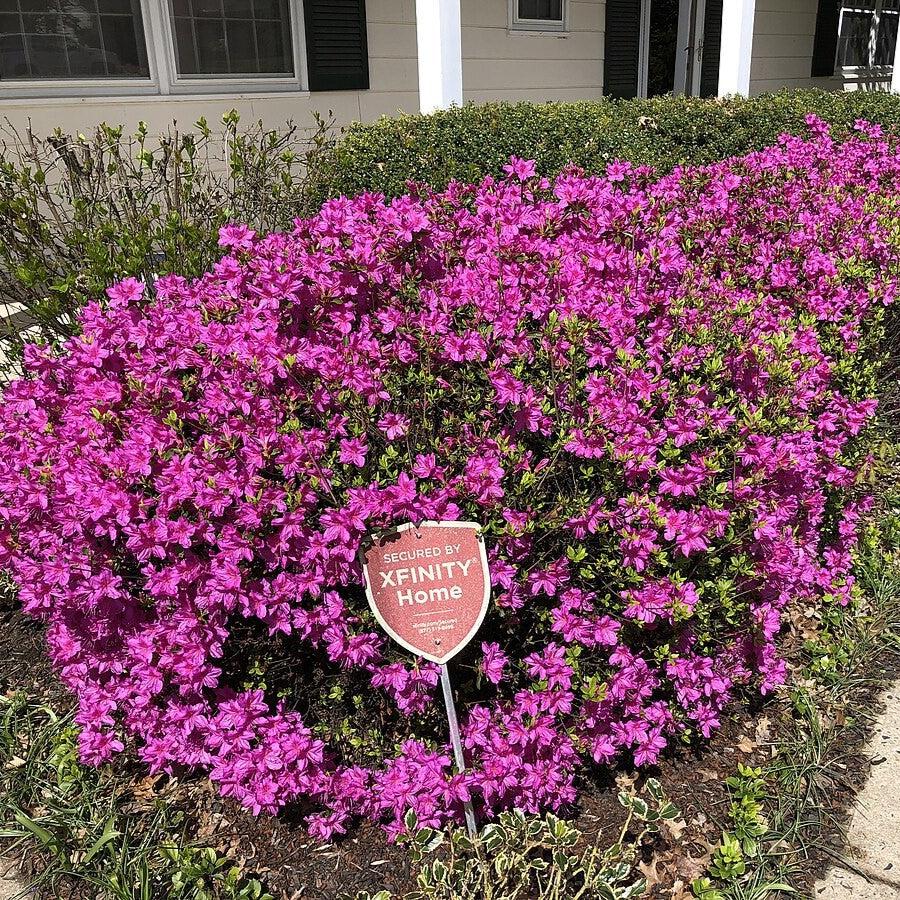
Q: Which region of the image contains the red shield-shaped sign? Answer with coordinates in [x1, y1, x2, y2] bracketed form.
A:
[361, 521, 491, 665]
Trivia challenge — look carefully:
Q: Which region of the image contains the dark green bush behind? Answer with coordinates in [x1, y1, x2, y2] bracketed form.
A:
[306, 90, 900, 205]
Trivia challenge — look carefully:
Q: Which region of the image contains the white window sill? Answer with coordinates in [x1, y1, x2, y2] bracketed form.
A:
[840, 66, 894, 80]
[0, 89, 315, 106]
[508, 27, 570, 35]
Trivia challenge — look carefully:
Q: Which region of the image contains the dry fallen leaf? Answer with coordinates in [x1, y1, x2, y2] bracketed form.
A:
[664, 817, 688, 841]
[673, 851, 713, 888]
[615, 771, 638, 791]
[638, 856, 661, 888]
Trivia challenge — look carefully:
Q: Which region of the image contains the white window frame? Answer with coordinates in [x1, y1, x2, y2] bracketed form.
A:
[0, 0, 310, 99]
[837, 0, 899, 78]
[508, 0, 568, 33]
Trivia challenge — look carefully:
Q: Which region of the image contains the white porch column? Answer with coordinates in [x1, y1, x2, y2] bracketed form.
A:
[415, 0, 463, 114]
[717, 0, 756, 97]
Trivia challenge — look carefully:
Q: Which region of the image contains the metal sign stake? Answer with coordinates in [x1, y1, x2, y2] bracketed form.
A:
[440, 662, 477, 837]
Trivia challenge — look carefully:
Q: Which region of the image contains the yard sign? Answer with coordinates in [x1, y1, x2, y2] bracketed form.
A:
[361, 520, 489, 834]
[361, 521, 490, 664]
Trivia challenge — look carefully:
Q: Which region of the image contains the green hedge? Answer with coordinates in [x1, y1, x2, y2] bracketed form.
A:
[305, 90, 900, 206]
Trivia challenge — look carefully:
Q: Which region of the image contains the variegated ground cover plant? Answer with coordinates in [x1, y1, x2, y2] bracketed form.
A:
[0, 116, 897, 842]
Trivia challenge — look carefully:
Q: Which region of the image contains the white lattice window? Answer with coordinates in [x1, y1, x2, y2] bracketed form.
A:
[838, 0, 899, 70]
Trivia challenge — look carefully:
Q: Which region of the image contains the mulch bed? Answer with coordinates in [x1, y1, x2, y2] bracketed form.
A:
[0, 590, 894, 900]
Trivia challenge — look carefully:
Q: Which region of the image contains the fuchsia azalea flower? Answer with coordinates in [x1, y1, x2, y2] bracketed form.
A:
[339, 437, 368, 467]
[503, 156, 537, 181]
[106, 276, 145, 305]
[377, 413, 410, 440]
[217, 223, 257, 251]
[481, 642, 509, 684]
[0, 118, 895, 840]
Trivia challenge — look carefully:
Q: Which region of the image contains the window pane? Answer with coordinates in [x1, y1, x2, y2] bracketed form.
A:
[0, 11, 19, 36]
[195, 18, 228, 72]
[518, 0, 563, 22]
[839, 9, 874, 67]
[225, 18, 255, 71]
[257, 20, 288, 71]
[0, 0, 149, 79]
[169, 0, 294, 77]
[0, 30, 27, 78]
[101, 14, 142, 72]
[25, 30, 68, 76]
[254, 0, 281, 16]
[191, 0, 221, 18]
[97, 0, 137, 12]
[876, 11, 899, 65]
[173, 15, 197, 73]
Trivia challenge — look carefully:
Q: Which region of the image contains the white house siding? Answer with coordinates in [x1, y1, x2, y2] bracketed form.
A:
[749, 0, 890, 96]
[0, 0, 604, 137]
[462, 0, 605, 103]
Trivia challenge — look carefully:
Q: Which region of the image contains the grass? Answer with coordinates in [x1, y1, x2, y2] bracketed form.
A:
[0, 692, 272, 900]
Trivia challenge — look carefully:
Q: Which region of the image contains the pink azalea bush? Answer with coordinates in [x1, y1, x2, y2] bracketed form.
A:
[1, 117, 898, 840]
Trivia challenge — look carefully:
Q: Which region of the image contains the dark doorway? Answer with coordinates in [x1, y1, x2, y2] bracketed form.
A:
[647, 0, 680, 96]
[602, 0, 722, 100]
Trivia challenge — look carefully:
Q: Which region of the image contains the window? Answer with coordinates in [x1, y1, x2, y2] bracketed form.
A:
[837, 0, 899, 70]
[169, 0, 294, 78]
[0, 0, 370, 95]
[0, 0, 150, 80]
[509, 0, 566, 32]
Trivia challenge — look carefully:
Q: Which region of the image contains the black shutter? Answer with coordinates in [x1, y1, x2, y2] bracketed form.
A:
[604, 0, 642, 98]
[811, 0, 841, 77]
[303, 0, 370, 91]
[699, 0, 722, 98]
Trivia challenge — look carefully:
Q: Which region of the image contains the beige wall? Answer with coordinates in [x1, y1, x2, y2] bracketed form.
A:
[3, 0, 891, 142]
[462, 0, 604, 103]
[749, 0, 890, 96]
[0, 0, 604, 137]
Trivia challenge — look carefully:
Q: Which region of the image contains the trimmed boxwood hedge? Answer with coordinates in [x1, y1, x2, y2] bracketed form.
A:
[305, 89, 900, 206]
